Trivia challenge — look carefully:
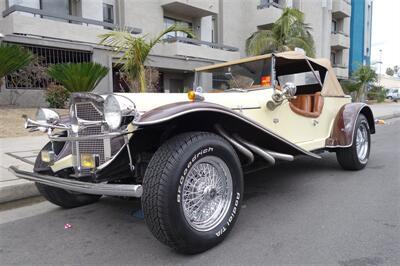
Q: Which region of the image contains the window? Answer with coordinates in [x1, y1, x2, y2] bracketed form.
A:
[331, 52, 336, 65]
[278, 71, 321, 87]
[103, 3, 114, 24]
[41, 0, 70, 22]
[195, 59, 272, 92]
[331, 20, 337, 32]
[7, 0, 40, 9]
[163, 17, 192, 39]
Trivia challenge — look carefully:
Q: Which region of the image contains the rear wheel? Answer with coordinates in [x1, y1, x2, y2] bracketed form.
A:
[35, 143, 101, 208]
[141, 132, 243, 254]
[336, 114, 371, 170]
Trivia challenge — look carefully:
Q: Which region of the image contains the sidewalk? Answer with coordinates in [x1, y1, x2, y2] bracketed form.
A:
[0, 136, 47, 203]
[0, 103, 399, 204]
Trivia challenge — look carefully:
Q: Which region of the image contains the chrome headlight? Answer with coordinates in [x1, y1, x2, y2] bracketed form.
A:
[104, 95, 122, 130]
[104, 95, 136, 130]
[36, 108, 60, 123]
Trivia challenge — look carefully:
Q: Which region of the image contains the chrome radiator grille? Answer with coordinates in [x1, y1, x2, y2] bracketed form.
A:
[75, 101, 107, 165]
[76, 102, 103, 121]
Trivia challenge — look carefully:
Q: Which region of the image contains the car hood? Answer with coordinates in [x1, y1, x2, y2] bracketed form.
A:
[115, 90, 272, 113]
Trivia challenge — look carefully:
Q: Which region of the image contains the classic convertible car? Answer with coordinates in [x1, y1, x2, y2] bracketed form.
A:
[11, 51, 375, 254]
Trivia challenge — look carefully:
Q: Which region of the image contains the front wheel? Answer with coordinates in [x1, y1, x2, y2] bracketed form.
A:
[141, 132, 243, 254]
[336, 114, 371, 170]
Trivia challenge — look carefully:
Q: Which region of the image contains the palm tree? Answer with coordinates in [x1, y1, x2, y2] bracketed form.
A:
[344, 65, 377, 102]
[246, 8, 315, 57]
[0, 43, 33, 86]
[48, 62, 109, 93]
[99, 24, 194, 92]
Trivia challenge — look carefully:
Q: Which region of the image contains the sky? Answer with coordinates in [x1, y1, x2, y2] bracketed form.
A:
[370, 0, 400, 73]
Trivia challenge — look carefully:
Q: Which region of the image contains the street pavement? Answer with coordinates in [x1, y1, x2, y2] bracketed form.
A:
[0, 118, 399, 265]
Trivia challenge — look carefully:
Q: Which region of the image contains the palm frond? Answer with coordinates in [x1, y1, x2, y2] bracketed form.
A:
[0, 43, 33, 79]
[48, 62, 109, 92]
[246, 30, 279, 55]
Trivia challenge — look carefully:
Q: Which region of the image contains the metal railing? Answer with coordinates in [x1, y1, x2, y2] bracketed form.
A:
[331, 31, 349, 37]
[2, 5, 142, 34]
[332, 64, 348, 69]
[164, 36, 239, 52]
[257, 0, 285, 10]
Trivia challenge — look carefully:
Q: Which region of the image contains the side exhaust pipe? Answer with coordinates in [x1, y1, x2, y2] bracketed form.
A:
[233, 135, 276, 165]
[215, 124, 294, 166]
[215, 124, 254, 165]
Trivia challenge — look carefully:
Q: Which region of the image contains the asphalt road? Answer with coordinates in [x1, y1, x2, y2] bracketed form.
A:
[1, 119, 399, 265]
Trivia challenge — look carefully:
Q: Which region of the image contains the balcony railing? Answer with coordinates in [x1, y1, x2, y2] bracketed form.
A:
[2, 5, 142, 34]
[164, 36, 239, 52]
[331, 31, 349, 37]
[257, 0, 285, 9]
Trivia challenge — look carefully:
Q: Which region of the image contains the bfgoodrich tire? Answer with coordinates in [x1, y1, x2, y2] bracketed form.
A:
[35, 143, 101, 208]
[336, 114, 371, 170]
[141, 132, 243, 254]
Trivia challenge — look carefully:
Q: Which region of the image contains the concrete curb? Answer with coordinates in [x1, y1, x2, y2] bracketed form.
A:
[375, 112, 400, 121]
[0, 180, 39, 204]
[1, 112, 399, 205]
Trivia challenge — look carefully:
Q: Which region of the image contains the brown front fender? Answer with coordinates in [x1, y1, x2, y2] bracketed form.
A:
[326, 103, 375, 148]
[133, 101, 320, 159]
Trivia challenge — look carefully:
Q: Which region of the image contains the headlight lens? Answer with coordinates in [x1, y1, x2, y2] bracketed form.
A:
[36, 108, 60, 123]
[104, 95, 122, 130]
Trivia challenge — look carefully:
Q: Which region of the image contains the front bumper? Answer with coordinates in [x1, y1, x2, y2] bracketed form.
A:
[9, 166, 143, 198]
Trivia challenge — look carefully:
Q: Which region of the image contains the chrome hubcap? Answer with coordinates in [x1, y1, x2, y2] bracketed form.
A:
[356, 123, 369, 163]
[181, 156, 233, 232]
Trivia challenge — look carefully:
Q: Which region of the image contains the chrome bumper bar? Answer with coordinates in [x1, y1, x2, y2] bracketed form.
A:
[9, 166, 143, 198]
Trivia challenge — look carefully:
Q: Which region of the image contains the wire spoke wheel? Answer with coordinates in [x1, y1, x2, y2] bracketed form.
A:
[182, 156, 233, 232]
[356, 123, 369, 163]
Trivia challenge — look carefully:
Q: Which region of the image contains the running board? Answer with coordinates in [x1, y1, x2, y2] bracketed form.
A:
[9, 166, 143, 198]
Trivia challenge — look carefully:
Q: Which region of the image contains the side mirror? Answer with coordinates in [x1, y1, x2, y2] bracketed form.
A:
[282, 82, 297, 98]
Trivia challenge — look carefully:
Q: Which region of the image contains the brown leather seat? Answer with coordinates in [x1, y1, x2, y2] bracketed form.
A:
[289, 92, 324, 118]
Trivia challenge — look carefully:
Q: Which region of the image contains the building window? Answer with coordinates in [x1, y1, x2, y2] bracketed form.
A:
[331, 52, 336, 65]
[7, 0, 40, 9]
[163, 17, 192, 39]
[103, 3, 114, 24]
[331, 20, 337, 32]
[5, 43, 92, 90]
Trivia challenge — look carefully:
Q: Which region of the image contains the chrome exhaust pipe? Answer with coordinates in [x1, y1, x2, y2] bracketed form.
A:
[215, 124, 254, 165]
[233, 135, 276, 165]
[233, 135, 294, 164]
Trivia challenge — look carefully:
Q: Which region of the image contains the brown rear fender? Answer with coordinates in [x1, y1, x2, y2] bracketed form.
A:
[132, 101, 320, 159]
[326, 103, 375, 148]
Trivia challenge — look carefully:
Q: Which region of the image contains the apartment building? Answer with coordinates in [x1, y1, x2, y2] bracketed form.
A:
[0, 0, 358, 106]
[349, 0, 373, 74]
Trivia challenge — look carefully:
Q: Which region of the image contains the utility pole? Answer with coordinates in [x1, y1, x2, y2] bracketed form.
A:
[378, 49, 382, 86]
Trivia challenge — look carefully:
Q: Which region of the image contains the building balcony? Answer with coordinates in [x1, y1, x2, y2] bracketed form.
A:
[151, 37, 240, 67]
[331, 31, 350, 49]
[0, 5, 141, 45]
[255, 0, 284, 28]
[332, 0, 351, 19]
[161, 0, 218, 17]
[332, 65, 349, 79]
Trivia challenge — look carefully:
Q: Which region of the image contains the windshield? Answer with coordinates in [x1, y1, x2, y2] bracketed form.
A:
[194, 58, 272, 92]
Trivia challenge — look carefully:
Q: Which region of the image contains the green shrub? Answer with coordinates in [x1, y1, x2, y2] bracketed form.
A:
[367, 85, 386, 103]
[45, 84, 70, 108]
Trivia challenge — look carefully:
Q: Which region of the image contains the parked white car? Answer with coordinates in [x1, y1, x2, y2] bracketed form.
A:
[386, 88, 400, 101]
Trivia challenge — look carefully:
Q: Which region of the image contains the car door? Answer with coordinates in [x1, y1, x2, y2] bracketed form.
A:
[269, 71, 326, 147]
